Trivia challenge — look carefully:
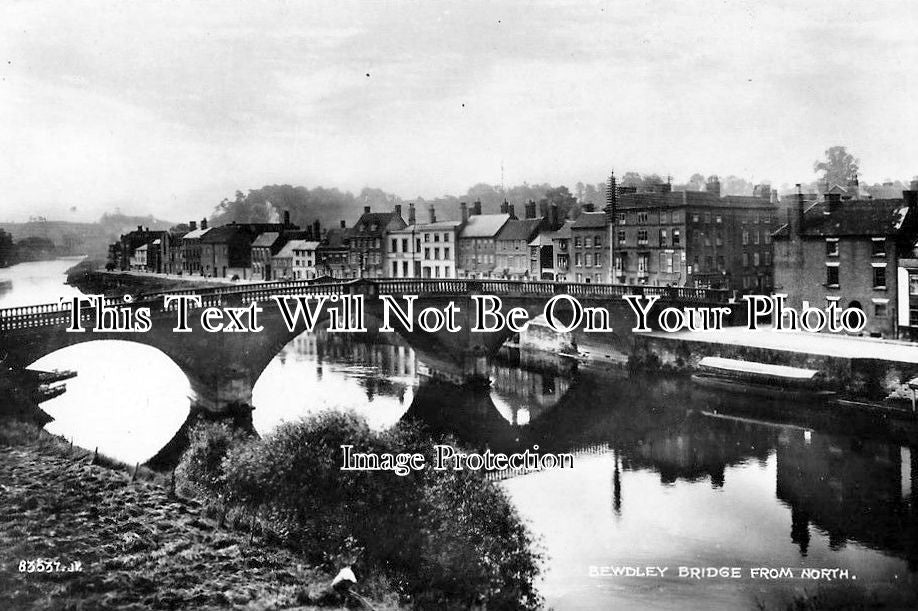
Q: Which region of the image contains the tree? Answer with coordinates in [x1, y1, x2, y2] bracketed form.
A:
[814, 146, 860, 188]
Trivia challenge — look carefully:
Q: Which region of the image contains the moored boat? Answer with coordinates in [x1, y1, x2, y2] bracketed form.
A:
[691, 356, 836, 402]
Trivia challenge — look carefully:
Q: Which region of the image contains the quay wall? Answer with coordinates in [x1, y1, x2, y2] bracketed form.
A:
[631, 333, 918, 401]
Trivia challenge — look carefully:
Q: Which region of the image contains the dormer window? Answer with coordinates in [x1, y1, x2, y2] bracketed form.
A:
[826, 238, 839, 257]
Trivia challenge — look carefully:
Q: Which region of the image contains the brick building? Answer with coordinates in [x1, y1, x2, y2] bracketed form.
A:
[614, 179, 777, 290]
[570, 210, 608, 283]
[347, 205, 407, 278]
[457, 201, 510, 278]
[773, 186, 918, 338]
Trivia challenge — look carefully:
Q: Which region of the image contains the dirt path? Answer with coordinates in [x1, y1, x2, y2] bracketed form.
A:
[0, 445, 382, 610]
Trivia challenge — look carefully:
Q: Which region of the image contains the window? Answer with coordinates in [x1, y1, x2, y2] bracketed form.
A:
[715, 233, 723, 246]
[753, 252, 760, 267]
[594, 234, 602, 247]
[764, 232, 772, 244]
[614, 255, 623, 271]
[742, 231, 749, 245]
[637, 230, 648, 245]
[585, 253, 593, 267]
[765, 252, 772, 266]
[391, 239, 398, 252]
[575, 253, 583, 266]
[638, 212, 649, 224]
[826, 265, 839, 287]
[704, 212, 711, 224]
[444, 247, 450, 258]
[872, 238, 886, 257]
[638, 254, 649, 273]
[692, 213, 700, 223]
[402, 238, 408, 252]
[617, 230, 626, 244]
[434, 234, 440, 242]
[574, 237, 582, 247]
[618, 212, 626, 225]
[715, 215, 722, 224]
[873, 265, 886, 289]
[754, 231, 760, 245]
[659, 229, 667, 246]
[717, 255, 724, 271]
[875, 302, 888, 317]
[672, 229, 681, 246]
[595, 254, 603, 267]
[424, 233, 431, 242]
[742, 253, 749, 267]
[910, 273, 918, 295]
[392, 262, 398, 275]
[826, 239, 839, 256]
[424, 248, 430, 259]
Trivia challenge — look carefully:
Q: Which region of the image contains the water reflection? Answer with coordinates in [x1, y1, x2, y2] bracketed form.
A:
[5, 260, 918, 609]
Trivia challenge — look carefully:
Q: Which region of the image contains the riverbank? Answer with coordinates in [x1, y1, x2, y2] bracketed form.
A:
[0, 423, 399, 610]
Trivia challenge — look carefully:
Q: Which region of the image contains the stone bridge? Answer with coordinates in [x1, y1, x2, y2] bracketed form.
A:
[0, 277, 732, 415]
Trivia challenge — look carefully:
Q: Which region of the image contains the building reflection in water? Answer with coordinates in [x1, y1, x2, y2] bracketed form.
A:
[776, 428, 918, 567]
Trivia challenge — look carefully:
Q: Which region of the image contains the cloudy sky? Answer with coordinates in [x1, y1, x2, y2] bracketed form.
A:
[2, 0, 917, 222]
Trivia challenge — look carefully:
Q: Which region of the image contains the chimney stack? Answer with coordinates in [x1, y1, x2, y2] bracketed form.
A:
[428, 205, 437, 224]
[313, 220, 321, 238]
[500, 200, 509, 214]
[394, 204, 402, 219]
[137, 225, 143, 232]
[460, 201, 469, 223]
[583, 203, 595, 213]
[508, 203, 516, 219]
[549, 203, 559, 228]
[525, 200, 536, 219]
[283, 210, 291, 226]
[201, 218, 208, 230]
[363, 205, 371, 215]
[795, 184, 805, 236]
[340, 219, 347, 229]
[189, 220, 197, 231]
[473, 200, 482, 216]
[706, 176, 721, 197]
[408, 202, 416, 224]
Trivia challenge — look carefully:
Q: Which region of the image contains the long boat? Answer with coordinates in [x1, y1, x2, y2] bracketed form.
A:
[691, 356, 836, 402]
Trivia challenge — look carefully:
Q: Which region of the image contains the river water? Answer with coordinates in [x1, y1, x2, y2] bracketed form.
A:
[3, 259, 917, 609]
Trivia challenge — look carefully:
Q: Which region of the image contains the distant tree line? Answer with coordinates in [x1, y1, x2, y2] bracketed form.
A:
[0, 230, 58, 267]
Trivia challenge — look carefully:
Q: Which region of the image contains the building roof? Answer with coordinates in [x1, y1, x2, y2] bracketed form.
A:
[616, 190, 774, 210]
[528, 233, 554, 247]
[773, 198, 913, 239]
[182, 227, 212, 241]
[546, 220, 574, 241]
[274, 239, 309, 259]
[459, 214, 511, 238]
[571, 211, 608, 229]
[318, 228, 349, 249]
[350, 212, 406, 238]
[200, 225, 248, 243]
[251, 232, 281, 248]
[496, 218, 545, 241]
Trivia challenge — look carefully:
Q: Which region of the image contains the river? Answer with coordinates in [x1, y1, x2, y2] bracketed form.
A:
[3, 259, 916, 609]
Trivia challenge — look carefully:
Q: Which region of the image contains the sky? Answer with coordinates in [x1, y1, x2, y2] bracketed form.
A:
[2, 0, 917, 223]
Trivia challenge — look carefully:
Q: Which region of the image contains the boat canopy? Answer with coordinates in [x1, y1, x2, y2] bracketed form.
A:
[697, 357, 821, 381]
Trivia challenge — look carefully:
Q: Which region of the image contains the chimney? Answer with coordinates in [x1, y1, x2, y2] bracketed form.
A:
[145, 226, 149, 232]
[795, 184, 805, 236]
[189, 220, 197, 231]
[473, 200, 482, 216]
[283, 210, 291, 226]
[500, 200, 509, 214]
[408, 202, 416, 224]
[525, 200, 536, 219]
[903, 188, 918, 211]
[825, 191, 842, 211]
[363, 205, 371, 215]
[549, 202, 559, 228]
[583, 203, 595, 213]
[460, 201, 469, 223]
[313, 220, 321, 238]
[340, 219, 347, 229]
[706, 176, 721, 197]
[394, 204, 402, 219]
[428, 205, 437, 224]
[201, 218, 208, 230]
[508, 203, 516, 219]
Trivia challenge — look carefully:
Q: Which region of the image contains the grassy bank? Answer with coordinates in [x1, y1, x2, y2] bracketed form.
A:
[0, 422, 400, 610]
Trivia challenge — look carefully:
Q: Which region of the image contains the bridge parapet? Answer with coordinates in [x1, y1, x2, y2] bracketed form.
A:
[0, 277, 731, 332]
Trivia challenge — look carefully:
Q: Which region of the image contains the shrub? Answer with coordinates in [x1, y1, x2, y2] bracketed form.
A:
[175, 422, 251, 500]
[179, 411, 544, 609]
